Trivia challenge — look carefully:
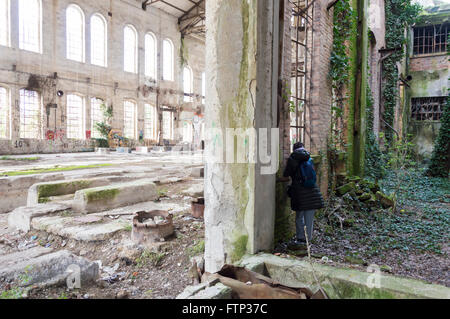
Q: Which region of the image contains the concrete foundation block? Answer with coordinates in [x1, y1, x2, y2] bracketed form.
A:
[72, 179, 158, 214]
[182, 184, 204, 198]
[31, 215, 129, 241]
[27, 176, 132, 206]
[0, 173, 65, 214]
[8, 203, 71, 233]
[190, 167, 204, 178]
[0, 248, 99, 288]
[239, 254, 450, 299]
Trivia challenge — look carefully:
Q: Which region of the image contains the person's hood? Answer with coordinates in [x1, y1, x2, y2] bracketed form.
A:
[291, 148, 310, 162]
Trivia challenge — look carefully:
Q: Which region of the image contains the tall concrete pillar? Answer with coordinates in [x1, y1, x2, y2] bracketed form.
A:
[204, 0, 280, 273]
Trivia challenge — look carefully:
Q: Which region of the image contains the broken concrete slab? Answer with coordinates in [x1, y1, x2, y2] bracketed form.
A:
[8, 203, 71, 233]
[31, 215, 129, 241]
[190, 283, 232, 299]
[27, 176, 136, 206]
[0, 248, 99, 288]
[0, 173, 65, 214]
[190, 167, 204, 178]
[72, 179, 158, 214]
[182, 184, 204, 198]
[239, 253, 450, 299]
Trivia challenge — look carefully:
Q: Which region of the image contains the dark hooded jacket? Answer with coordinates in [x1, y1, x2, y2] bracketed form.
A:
[283, 148, 325, 211]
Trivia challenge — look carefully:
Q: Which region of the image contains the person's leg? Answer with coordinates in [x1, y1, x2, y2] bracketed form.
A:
[295, 211, 306, 241]
[303, 210, 315, 242]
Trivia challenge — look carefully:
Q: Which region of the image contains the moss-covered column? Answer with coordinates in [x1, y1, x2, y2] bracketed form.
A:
[346, 0, 369, 177]
[204, 0, 279, 273]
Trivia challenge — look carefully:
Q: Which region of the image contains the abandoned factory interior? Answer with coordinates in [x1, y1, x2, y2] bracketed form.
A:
[0, 0, 449, 301]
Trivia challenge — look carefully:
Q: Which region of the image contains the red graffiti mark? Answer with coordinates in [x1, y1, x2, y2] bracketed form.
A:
[46, 130, 55, 140]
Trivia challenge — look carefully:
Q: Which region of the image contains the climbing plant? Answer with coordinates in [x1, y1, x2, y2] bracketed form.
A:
[427, 35, 450, 177]
[365, 82, 384, 180]
[328, 0, 356, 189]
[427, 94, 450, 177]
[382, 0, 421, 145]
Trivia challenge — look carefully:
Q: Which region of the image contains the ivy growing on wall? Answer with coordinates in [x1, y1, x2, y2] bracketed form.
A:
[365, 82, 384, 180]
[427, 34, 450, 177]
[328, 0, 356, 188]
[383, 0, 421, 145]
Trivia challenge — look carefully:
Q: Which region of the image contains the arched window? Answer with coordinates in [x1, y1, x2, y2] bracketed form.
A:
[0, 86, 9, 139]
[67, 94, 84, 139]
[0, 0, 10, 47]
[183, 66, 193, 102]
[90, 14, 107, 67]
[18, 0, 42, 53]
[145, 33, 157, 79]
[91, 97, 105, 139]
[163, 39, 174, 81]
[124, 25, 138, 73]
[19, 89, 41, 139]
[66, 4, 85, 62]
[123, 100, 136, 138]
[202, 72, 205, 105]
[144, 103, 156, 139]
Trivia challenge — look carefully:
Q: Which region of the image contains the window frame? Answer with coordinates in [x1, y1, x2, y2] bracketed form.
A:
[162, 109, 174, 140]
[90, 97, 105, 139]
[66, 93, 85, 140]
[123, 99, 137, 139]
[19, 89, 42, 139]
[0, 0, 10, 47]
[411, 96, 445, 122]
[90, 13, 107, 67]
[18, 0, 42, 53]
[123, 24, 138, 74]
[66, 4, 86, 63]
[183, 66, 193, 103]
[145, 32, 157, 80]
[162, 38, 174, 81]
[144, 103, 157, 140]
[0, 86, 10, 139]
[413, 23, 449, 56]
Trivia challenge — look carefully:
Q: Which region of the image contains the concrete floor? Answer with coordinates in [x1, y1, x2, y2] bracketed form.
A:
[0, 151, 206, 298]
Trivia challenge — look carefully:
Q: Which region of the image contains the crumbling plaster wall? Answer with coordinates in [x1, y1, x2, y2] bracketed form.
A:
[404, 15, 449, 156]
[0, 0, 205, 155]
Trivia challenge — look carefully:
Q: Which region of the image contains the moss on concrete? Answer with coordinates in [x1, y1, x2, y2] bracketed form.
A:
[0, 164, 113, 176]
[37, 180, 93, 200]
[231, 235, 248, 263]
[85, 188, 120, 202]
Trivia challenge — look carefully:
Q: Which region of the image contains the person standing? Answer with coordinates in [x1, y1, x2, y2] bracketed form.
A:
[283, 142, 325, 246]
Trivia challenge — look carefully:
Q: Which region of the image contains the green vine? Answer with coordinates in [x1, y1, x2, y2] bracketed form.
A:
[328, 0, 356, 190]
[365, 82, 384, 180]
[382, 0, 421, 145]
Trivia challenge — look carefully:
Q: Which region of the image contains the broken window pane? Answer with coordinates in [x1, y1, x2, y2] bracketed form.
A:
[19, 89, 41, 139]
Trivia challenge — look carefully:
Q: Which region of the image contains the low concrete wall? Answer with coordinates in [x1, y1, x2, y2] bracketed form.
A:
[0, 173, 65, 214]
[72, 179, 158, 214]
[239, 254, 450, 299]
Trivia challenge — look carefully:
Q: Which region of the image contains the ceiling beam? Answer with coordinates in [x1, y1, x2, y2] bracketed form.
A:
[143, 0, 187, 14]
